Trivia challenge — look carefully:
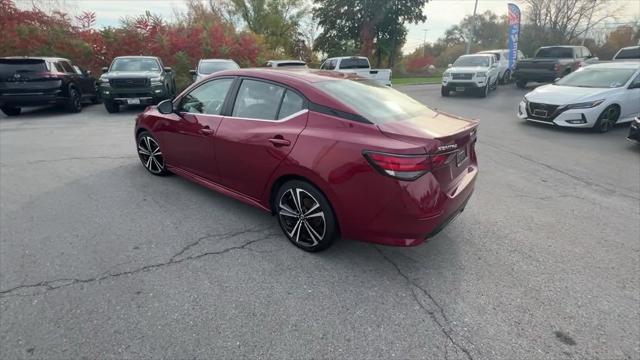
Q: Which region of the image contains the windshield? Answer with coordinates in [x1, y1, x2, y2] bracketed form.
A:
[198, 61, 239, 74]
[536, 47, 573, 58]
[555, 67, 636, 88]
[453, 56, 489, 67]
[110, 58, 161, 72]
[339, 58, 370, 69]
[614, 48, 640, 60]
[314, 79, 437, 124]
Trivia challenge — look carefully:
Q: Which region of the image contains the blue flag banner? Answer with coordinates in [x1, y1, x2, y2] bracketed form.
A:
[507, 3, 521, 70]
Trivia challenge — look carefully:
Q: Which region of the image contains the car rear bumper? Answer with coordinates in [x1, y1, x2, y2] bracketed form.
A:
[512, 69, 558, 82]
[0, 92, 64, 107]
[349, 165, 478, 247]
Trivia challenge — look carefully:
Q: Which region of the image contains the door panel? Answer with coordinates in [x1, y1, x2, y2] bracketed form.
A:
[215, 112, 308, 199]
[157, 77, 234, 180]
[215, 79, 308, 200]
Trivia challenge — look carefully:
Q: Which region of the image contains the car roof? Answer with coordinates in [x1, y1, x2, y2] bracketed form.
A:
[539, 45, 580, 48]
[113, 56, 160, 60]
[215, 68, 356, 83]
[1, 56, 70, 62]
[584, 62, 640, 70]
[479, 50, 507, 53]
[200, 59, 236, 62]
[268, 60, 306, 64]
[618, 46, 640, 50]
[460, 54, 493, 58]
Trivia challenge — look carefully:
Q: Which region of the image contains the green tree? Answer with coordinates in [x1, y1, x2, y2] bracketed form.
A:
[231, 0, 307, 55]
[313, 0, 427, 60]
[441, 11, 508, 51]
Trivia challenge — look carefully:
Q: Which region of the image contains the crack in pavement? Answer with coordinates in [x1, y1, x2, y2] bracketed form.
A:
[375, 246, 475, 360]
[169, 226, 272, 262]
[0, 227, 278, 298]
[481, 140, 640, 201]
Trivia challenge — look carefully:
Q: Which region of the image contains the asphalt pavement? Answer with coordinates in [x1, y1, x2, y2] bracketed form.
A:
[1, 84, 638, 360]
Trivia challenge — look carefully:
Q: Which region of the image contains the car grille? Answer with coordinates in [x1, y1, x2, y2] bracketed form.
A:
[109, 78, 149, 88]
[527, 102, 560, 121]
[452, 73, 473, 80]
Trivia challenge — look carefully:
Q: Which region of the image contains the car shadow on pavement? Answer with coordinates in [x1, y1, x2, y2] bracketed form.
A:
[0, 103, 104, 121]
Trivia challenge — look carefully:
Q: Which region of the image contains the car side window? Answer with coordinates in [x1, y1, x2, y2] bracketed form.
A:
[53, 62, 65, 73]
[72, 65, 84, 75]
[232, 79, 285, 120]
[59, 61, 75, 73]
[630, 74, 640, 88]
[278, 90, 305, 119]
[179, 78, 234, 115]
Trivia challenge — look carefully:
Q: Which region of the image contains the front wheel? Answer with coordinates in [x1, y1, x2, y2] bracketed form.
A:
[500, 70, 511, 85]
[478, 84, 488, 98]
[441, 86, 450, 97]
[593, 105, 620, 133]
[276, 180, 338, 252]
[1, 106, 21, 116]
[137, 131, 169, 176]
[104, 100, 119, 113]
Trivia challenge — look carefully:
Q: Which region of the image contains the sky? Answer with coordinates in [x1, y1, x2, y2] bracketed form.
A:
[25, 0, 640, 54]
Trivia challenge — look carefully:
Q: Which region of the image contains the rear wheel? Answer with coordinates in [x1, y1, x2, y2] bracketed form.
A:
[516, 79, 527, 89]
[276, 180, 338, 252]
[65, 87, 82, 113]
[137, 131, 168, 176]
[593, 105, 620, 133]
[104, 100, 119, 113]
[1, 106, 21, 116]
[441, 86, 450, 97]
[500, 70, 511, 85]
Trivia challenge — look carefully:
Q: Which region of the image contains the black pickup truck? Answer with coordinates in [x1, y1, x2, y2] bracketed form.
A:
[513, 46, 597, 88]
[98, 56, 176, 113]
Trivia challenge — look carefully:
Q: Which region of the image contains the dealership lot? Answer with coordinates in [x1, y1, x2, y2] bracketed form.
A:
[0, 84, 638, 359]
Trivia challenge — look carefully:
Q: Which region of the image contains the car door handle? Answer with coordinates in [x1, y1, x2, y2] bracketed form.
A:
[199, 128, 215, 135]
[268, 137, 291, 147]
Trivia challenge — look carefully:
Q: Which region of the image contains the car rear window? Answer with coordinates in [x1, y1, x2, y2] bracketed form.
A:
[314, 79, 436, 124]
[0, 59, 48, 77]
[198, 61, 239, 75]
[614, 48, 640, 60]
[535, 47, 574, 58]
[339, 58, 370, 69]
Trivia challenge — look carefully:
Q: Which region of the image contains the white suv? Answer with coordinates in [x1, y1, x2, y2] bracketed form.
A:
[441, 54, 500, 97]
[478, 49, 525, 84]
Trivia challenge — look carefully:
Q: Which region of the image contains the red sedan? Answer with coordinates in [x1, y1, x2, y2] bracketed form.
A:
[135, 69, 478, 251]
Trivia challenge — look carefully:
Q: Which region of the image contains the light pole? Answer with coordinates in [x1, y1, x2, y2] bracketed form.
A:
[465, 0, 479, 54]
[582, 0, 597, 46]
[422, 29, 428, 57]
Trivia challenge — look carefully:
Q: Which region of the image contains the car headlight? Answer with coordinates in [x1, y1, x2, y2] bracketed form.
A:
[150, 77, 163, 85]
[475, 72, 487, 78]
[98, 77, 110, 85]
[565, 99, 604, 109]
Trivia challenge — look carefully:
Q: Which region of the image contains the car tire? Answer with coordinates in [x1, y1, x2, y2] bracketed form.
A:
[104, 101, 119, 113]
[65, 87, 82, 113]
[275, 180, 338, 252]
[441, 86, 450, 97]
[137, 131, 169, 176]
[516, 80, 527, 89]
[478, 84, 488, 98]
[500, 70, 511, 85]
[1, 106, 21, 116]
[593, 105, 620, 133]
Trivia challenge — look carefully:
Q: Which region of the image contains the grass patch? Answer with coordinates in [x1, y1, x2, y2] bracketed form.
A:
[392, 76, 441, 86]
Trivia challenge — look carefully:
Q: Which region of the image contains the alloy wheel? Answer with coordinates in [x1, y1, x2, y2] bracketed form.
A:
[598, 106, 619, 132]
[278, 188, 326, 247]
[138, 135, 164, 174]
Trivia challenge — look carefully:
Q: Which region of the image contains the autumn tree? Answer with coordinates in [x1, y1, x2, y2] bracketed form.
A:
[313, 0, 428, 60]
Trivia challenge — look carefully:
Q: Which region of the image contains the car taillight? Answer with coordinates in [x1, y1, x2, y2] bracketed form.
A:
[37, 72, 62, 79]
[363, 151, 452, 181]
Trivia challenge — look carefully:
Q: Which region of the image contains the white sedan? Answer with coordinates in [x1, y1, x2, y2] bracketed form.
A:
[517, 62, 640, 132]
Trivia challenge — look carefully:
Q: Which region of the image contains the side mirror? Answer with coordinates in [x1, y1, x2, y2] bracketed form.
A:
[189, 69, 196, 75]
[447, 64, 453, 68]
[157, 99, 174, 114]
[101, 67, 108, 73]
[164, 66, 172, 73]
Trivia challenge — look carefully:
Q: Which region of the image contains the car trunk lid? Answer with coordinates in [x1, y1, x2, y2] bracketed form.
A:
[377, 110, 478, 182]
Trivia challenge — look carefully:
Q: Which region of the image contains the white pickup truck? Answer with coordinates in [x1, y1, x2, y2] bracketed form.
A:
[320, 56, 392, 86]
